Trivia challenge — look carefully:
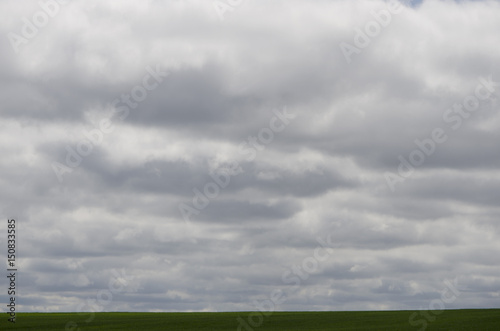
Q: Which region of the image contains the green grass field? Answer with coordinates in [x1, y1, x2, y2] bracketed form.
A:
[1, 309, 499, 330]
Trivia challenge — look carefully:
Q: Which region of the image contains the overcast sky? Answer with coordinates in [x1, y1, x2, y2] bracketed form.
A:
[1, 0, 500, 315]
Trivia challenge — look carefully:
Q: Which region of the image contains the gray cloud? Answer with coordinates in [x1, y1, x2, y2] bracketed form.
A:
[0, 0, 499, 316]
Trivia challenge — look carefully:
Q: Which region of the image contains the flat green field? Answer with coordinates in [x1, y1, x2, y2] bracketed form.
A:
[1, 309, 499, 330]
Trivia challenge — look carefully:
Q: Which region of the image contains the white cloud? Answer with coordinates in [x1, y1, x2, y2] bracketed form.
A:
[0, 0, 499, 314]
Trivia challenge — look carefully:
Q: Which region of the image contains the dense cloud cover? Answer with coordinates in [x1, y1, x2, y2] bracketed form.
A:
[1, 0, 500, 316]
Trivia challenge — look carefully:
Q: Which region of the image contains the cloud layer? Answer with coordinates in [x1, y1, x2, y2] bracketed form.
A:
[1, 0, 500, 315]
